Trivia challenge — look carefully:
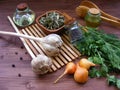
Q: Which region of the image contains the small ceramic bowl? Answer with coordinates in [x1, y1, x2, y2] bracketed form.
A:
[36, 10, 73, 34]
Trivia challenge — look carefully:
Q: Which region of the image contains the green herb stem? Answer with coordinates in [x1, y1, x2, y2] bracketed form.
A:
[76, 26, 120, 80]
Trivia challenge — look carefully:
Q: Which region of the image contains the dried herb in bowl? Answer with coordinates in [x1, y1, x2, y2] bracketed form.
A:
[36, 10, 73, 34]
[39, 11, 65, 30]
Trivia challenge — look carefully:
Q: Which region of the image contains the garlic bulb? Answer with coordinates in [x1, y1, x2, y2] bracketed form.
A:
[0, 31, 63, 57]
[41, 43, 60, 56]
[41, 34, 63, 56]
[42, 34, 63, 48]
[31, 54, 52, 74]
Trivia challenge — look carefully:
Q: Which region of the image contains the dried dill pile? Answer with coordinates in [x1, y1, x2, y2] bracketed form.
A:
[76, 26, 120, 88]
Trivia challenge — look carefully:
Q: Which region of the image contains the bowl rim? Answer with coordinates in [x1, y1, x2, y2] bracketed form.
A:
[36, 10, 66, 33]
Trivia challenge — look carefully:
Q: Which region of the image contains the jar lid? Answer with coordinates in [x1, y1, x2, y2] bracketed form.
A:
[17, 3, 28, 11]
[89, 8, 100, 15]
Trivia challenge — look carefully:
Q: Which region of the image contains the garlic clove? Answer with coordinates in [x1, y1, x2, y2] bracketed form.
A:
[40, 34, 63, 57]
[41, 43, 60, 56]
[42, 34, 63, 48]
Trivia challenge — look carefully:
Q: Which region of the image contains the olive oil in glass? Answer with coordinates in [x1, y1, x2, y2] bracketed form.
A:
[85, 8, 101, 28]
[13, 3, 35, 27]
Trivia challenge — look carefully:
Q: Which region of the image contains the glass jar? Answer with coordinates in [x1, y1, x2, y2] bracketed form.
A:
[85, 8, 101, 28]
[67, 21, 83, 50]
[13, 3, 35, 27]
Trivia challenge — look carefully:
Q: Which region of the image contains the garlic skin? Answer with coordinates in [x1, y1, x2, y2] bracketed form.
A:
[0, 31, 63, 57]
[41, 43, 60, 56]
[42, 34, 63, 48]
[31, 54, 52, 75]
[41, 34, 63, 56]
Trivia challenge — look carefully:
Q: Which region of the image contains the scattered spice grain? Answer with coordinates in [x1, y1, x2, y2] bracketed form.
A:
[18, 73, 22, 77]
[15, 52, 18, 55]
[20, 57, 23, 60]
[12, 64, 16, 68]
[20, 46, 24, 49]
[25, 52, 28, 54]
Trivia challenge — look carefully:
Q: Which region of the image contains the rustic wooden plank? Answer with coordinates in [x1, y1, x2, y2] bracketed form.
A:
[24, 28, 46, 54]
[54, 57, 64, 66]
[62, 34, 81, 56]
[61, 45, 75, 60]
[35, 24, 46, 36]
[22, 29, 43, 55]
[62, 43, 79, 57]
[1, 1, 120, 90]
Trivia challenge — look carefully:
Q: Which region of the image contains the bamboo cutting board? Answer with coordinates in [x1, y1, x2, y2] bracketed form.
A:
[19, 24, 81, 72]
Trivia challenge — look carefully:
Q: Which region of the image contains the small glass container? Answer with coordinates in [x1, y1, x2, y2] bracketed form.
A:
[85, 8, 101, 28]
[68, 21, 83, 50]
[13, 3, 35, 27]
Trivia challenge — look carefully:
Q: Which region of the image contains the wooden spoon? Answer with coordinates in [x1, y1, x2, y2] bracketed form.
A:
[80, 0, 120, 22]
[63, 12, 75, 25]
[75, 6, 120, 27]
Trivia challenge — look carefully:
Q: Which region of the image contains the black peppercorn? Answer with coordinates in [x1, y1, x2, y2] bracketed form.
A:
[12, 64, 16, 68]
[18, 73, 22, 77]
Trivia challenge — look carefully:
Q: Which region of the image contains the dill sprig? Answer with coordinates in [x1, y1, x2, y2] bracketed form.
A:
[76, 26, 120, 88]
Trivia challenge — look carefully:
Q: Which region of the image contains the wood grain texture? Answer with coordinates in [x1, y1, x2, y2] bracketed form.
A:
[20, 24, 80, 72]
[0, 0, 120, 90]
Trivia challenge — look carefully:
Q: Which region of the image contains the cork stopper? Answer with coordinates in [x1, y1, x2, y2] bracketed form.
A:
[89, 8, 100, 15]
[17, 3, 28, 11]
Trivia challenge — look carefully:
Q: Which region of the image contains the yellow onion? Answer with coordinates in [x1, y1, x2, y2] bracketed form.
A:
[74, 63, 88, 83]
[79, 58, 96, 70]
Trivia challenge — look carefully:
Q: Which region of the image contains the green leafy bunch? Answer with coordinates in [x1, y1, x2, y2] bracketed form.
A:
[76, 26, 120, 88]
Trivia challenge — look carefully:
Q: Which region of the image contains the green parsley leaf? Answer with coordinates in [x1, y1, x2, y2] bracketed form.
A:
[116, 79, 120, 89]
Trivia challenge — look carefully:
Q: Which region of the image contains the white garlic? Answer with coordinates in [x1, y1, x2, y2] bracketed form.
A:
[31, 54, 52, 75]
[0, 31, 63, 57]
[41, 43, 60, 56]
[41, 34, 63, 56]
[42, 34, 63, 48]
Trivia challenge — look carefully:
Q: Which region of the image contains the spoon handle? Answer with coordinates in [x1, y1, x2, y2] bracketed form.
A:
[100, 10, 120, 22]
[80, 1, 120, 22]
[101, 16, 120, 27]
[62, 12, 75, 24]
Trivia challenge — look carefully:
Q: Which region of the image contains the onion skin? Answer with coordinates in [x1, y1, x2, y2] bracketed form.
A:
[54, 62, 76, 84]
[74, 64, 88, 83]
[79, 58, 96, 70]
[65, 62, 77, 74]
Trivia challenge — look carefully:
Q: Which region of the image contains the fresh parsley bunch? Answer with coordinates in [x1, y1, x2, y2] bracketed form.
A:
[77, 26, 120, 89]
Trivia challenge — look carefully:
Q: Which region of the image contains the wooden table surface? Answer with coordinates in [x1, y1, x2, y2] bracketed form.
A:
[0, 0, 120, 90]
